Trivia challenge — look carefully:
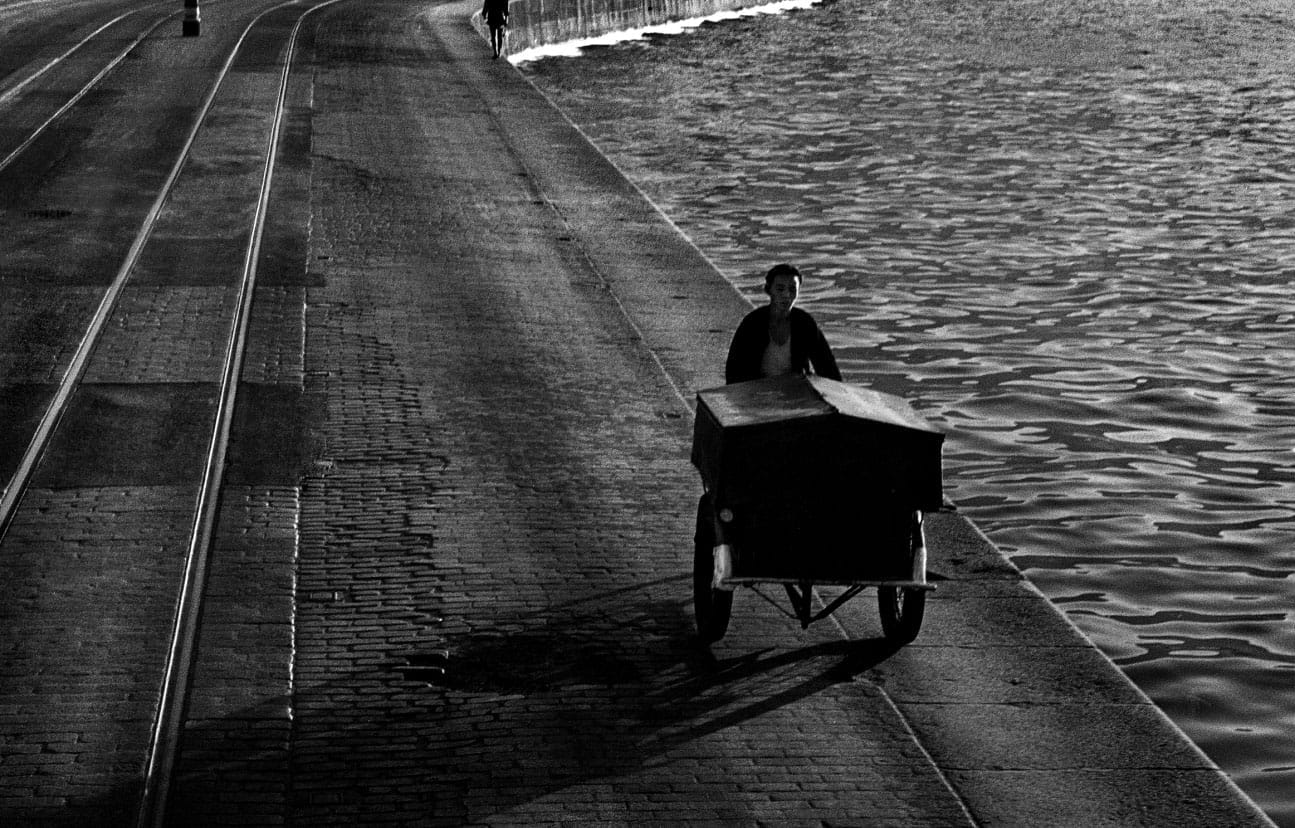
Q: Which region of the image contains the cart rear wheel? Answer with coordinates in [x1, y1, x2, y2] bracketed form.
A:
[878, 585, 925, 643]
[694, 495, 732, 643]
[879, 510, 927, 643]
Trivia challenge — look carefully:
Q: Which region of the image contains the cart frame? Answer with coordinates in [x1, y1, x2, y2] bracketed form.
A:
[693, 491, 934, 644]
[688, 375, 944, 645]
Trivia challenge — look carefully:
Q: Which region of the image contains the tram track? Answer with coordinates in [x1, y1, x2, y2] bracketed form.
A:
[0, 0, 304, 534]
[135, 4, 343, 821]
[0, 9, 177, 173]
[0, 1, 175, 115]
[0, 0, 339, 820]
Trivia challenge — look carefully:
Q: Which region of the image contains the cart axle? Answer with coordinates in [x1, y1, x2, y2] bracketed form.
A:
[784, 583, 866, 628]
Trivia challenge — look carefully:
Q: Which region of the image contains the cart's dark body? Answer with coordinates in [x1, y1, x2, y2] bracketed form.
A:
[690, 374, 944, 641]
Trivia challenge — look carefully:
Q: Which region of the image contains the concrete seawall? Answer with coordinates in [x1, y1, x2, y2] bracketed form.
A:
[474, 0, 785, 52]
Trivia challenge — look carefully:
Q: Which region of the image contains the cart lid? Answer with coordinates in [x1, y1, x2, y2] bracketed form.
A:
[696, 374, 940, 437]
[692, 374, 945, 510]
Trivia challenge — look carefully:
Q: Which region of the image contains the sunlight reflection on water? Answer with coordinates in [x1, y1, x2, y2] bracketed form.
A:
[520, 0, 1295, 821]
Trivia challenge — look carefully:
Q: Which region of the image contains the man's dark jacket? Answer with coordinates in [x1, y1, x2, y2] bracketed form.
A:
[724, 306, 842, 385]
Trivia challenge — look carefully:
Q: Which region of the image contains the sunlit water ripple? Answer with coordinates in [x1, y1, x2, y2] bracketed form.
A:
[519, 0, 1295, 820]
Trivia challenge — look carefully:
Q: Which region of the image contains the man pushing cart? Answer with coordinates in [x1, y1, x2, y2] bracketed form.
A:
[691, 263, 944, 643]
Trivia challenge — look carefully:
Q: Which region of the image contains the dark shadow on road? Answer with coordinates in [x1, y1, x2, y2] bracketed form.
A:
[139, 575, 911, 824]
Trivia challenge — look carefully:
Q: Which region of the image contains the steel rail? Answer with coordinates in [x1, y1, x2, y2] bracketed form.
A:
[0, 2, 170, 108]
[132, 5, 301, 818]
[0, 0, 86, 17]
[0, 9, 178, 172]
[135, 4, 345, 823]
[0, 3, 289, 538]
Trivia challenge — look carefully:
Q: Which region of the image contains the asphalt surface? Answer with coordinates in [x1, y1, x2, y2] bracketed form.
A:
[0, 0, 1279, 824]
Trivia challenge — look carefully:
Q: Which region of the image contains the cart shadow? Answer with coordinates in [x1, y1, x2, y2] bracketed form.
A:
[86, 579, 909, 823]
[641, 633, 906, 754]
[409, 585, 909, 813]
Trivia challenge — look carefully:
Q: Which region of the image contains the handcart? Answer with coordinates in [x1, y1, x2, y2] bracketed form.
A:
[690, 374, 945, 644]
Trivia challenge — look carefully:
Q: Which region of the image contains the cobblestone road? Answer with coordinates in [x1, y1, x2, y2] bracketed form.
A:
[252, 2, 973, 823]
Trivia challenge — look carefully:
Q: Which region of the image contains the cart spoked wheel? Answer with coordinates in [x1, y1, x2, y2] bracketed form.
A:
[694, 495, 732, 643]
[878, 511, 927, 643]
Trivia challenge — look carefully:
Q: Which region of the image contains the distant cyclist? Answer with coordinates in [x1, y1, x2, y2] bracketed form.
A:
[482, 0, 509, 59]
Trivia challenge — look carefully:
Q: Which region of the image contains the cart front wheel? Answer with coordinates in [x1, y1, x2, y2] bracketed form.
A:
[878, 585, 925, 643]
[694, 495, 733, 643]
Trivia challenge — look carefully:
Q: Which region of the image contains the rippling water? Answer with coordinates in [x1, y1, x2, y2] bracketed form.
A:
[518, 0, 1295, 821]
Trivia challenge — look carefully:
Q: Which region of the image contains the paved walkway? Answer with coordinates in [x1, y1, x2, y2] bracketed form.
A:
[241, 3, 975, 822]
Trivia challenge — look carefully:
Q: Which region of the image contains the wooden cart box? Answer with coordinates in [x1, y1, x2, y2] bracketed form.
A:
[691, 374, 944, 581]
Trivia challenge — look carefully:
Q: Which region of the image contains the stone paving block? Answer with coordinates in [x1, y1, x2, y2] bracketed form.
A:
[242, 287, 308, 384]
[0, 286, 104, 385]
[30, 383, 217, 487]
[0, 486, 191, 823]
[80, 287, 236, 383]
[947, 768, 1274, 828]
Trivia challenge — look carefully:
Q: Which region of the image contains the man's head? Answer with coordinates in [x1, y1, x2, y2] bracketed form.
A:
[764, 263, 801, 314]
[764, 263, 802, 292]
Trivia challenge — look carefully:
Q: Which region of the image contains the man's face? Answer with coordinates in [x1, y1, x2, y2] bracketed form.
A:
[768, 274, 799, 314]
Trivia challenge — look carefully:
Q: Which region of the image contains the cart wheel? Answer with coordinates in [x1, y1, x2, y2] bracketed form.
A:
[878, 585, 925, 643]
[694, 495, 732, 643]
[879, 510, 926, 643]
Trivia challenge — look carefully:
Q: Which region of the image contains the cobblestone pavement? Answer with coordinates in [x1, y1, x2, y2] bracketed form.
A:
[0, 5, 311, 821]
[242, 2, 971, 824]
